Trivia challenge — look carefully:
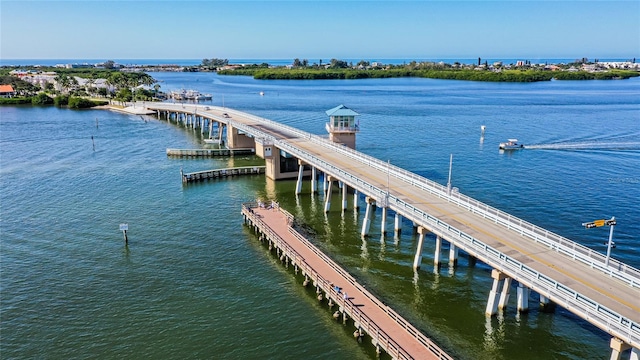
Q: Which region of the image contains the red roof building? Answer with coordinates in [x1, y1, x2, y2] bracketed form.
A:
[0, 84, 16, 98]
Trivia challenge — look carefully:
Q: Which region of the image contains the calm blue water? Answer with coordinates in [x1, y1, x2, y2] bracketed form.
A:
[1, 74, 639, 359]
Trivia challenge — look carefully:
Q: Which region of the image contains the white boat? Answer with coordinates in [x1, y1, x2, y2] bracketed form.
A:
[170, 89, 212, 101]
[204, 138, 221, 144]
[499, 139, 524, 150]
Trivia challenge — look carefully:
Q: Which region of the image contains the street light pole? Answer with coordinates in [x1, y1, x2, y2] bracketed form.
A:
[605, 216, 616, 267]
[387, 159, 390, 196]
[582, 216, 617, 267]
[447, 154, 453, 196]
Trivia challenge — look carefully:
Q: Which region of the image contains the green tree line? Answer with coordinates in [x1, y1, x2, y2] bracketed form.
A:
[219, 67, 639, 82]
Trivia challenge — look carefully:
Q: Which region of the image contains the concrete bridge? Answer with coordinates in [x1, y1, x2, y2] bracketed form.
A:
[145, 103, 640, 359]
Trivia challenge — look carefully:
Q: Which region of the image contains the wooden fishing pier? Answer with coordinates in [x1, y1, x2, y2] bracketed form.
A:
[242, 202, 452, 360]
[167, 148, 255, 157]
[181, 166, 266, 183]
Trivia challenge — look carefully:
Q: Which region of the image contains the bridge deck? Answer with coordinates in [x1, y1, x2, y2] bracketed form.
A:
[147, 103, 640, 347]
[246, 205, 448, 360]
[287, 137, 640, 323]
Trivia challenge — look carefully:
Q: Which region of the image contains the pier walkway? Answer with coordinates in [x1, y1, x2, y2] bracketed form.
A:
[181, 166, 265, 183]
[166, 148, 255, 157]
[242, 203, 451, 360]
[147, 103, 640, 357]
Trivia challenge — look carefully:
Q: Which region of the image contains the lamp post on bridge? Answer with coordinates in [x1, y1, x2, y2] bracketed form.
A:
[447, 154, 453, 196]
[582, 217, 617, 267]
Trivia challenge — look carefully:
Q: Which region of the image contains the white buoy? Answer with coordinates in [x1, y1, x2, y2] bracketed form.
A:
[481, 125, 486, 137]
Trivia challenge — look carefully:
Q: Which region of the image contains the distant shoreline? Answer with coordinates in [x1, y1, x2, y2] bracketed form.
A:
[1, 57, 637, 68]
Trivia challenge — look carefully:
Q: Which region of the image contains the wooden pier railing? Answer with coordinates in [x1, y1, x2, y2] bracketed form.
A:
[241, 202, 453, 360]
[182, 166, 265, 183]
[167, 148, 255, 157]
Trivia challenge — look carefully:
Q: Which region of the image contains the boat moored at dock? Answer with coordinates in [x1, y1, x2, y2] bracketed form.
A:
[170, 89, 212, 101]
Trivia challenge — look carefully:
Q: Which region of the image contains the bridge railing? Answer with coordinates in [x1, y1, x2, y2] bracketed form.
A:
[272, 140, 640, 349]
[300, 133, 640, 288]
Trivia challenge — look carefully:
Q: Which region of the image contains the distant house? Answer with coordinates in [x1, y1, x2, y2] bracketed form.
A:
[0, 84, 16, 98]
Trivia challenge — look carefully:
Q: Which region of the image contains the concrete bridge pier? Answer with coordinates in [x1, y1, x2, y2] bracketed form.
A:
[295, 161, 304, 195]
[609, 338, 635, 360]
[434, 235, 443, 265]
[485, 270, 510, 316]
[361, 197, 375, 237]
[394, 213, 402, 235]
[311, 167, 317, 193]
[380, 207, 388, 234]
[498, 277, 512, 310]
[539, 294, 555, 312]
[322, 173, 328, 195]
[324, 177, 333, 213]
[341, 182, 348, 211]
[353, 189, 359, 210]
[413, 226, 428, 270]
[517, 283, 530, 313]
[449, 242, 459, 266]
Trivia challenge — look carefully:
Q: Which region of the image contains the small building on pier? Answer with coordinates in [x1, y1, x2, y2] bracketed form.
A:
[325, 104, 359, 149]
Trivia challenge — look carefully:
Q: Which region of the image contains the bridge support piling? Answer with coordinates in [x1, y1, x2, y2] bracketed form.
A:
[498, 277, 512, 310]
[341, 182, 348, 211]
[394, 214, 402, 235]
[449, 242, 459, 266]
[361, 197, 375, 237]
[485, 269, 509, 316]
[517, 283, 530, 313]
[539, 294, 555, 312]
[323, 173, 328, 195]
[324, 177, 333, 213]
[381, 207, 387, 234]
[434, 235, 442, 265]
[610, 338, 632, 360]
[413, 227, 427, 270]
[353, 190, 359, 209]
[296, 161, 304, 195]
[311, 167, 317, 193]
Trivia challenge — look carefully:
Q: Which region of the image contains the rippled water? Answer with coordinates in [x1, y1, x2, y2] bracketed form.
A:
[1, 74, 638, 359]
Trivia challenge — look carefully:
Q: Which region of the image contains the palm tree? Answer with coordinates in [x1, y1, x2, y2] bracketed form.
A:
[85, 78, 95, 96]
[55, 74, 70, 93]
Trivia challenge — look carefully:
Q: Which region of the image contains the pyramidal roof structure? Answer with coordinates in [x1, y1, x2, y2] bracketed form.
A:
[325, 104, 359, 117]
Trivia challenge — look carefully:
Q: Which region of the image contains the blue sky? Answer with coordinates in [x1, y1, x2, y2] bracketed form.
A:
[1, 0, 638, 60]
